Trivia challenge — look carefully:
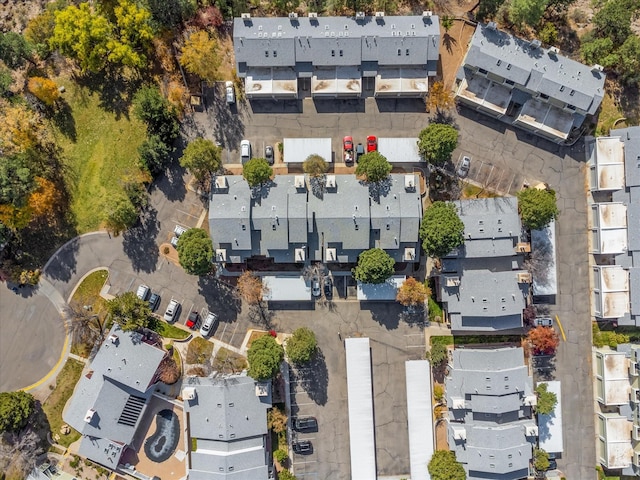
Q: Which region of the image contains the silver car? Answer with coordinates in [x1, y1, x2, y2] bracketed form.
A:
[457, 155, 471, 178]
[200, 312, 218, 337]
[240, 140, 251, 163]
[164, 299, 180, 323]
[136, 284, 150, 301]
[225, 81, 235, 104]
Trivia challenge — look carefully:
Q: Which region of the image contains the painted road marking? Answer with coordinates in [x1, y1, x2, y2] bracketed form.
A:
[555, 314, 567, 341]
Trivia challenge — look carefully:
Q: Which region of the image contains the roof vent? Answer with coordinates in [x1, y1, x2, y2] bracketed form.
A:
[405, 174, 415, 190]
[215, 176, 228, 189]
[241, 13, 251, 19]
[182, 387, 197, 400]
[592, 64, 604, 72]
[308, 12, 318, 18]
[375, 11, 385, 17]
[295, 248, 306, 262]
[294, 175, 305, 189]
[108, 334, 119, 344]
[422, 10, 433, 17]
[216, 249, 227, 262]
[356, 11, 365, 20]
[530, 39, 541, 49]
[404, 248, 416, 261]
[84, 409, 96, 423]
[325, 247, 337, 262]
[487, 21, 497, 30]
[548, 46, 559, 55]
[289, 12, 298, 19]
[326, 175, 336, 188]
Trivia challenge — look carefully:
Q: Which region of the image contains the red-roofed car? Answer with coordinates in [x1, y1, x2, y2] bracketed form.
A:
[343, 136, 354, 164]
[186, 311, 200, 330]
[366, 135, 377, 152]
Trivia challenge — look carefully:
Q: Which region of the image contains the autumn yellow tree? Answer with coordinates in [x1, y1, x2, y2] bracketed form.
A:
[28, 177, 60, 222]
[426, 81, 455, 114]
[0, 100, 49, 155]
[396, 277, 431, 307]
[27, 77, 60, 106]
[179, 30, 221, 81]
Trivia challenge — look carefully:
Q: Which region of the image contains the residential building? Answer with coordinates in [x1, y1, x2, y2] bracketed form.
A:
[446, 347, 537, 480]
[587, 126, 640, 325]
[439, 197, 530, 332]
[183, 375, 272, 480]
[593, 344, 640, 475]
[233, 13, 440, 99]
[209, 174, 422, 266]
[63, 326, 167, 469]
[455, 22, 605, 144]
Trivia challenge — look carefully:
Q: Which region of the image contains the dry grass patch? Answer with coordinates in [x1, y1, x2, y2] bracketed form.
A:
[212, 347, 247, 374]
[186, 337, 214, 364]
[42, 359, 84, 448]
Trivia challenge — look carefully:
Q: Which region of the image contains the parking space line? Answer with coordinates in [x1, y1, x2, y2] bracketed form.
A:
[293, 461, 318, 465]
[175, 209, 200, 219]
[406, 344, 424, 348]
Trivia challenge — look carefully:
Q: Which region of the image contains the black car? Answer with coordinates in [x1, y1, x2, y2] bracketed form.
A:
[265, 145, 274, 165]
[294, 416, 318, 431]
[323, 276, 333, 299]
[186, 311, 200, 330]
[547, 458, 557, 471]
[148, 293, 160, 312]
[293, 440, 313, 455]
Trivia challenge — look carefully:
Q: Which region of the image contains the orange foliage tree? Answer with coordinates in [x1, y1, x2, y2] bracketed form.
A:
[396, 277, 431, 307]
[237, 271, 264, 305]
[528, 326, 560, 355]
[28, 177, 60, 222]
[27, 77, 60, 106]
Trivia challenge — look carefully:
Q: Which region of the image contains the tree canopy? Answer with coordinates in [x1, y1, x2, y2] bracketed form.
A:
[426, 343, 448, 366]
[517, 187, 559, 230]
[179, 30, 221, 81]
[176, 228, 213, 275]
[428, 450, 466, 480]
[243, 158, 273, 187]
[418, 123, 459, 164]
[286, 327, 317, 364]
[427, 81, 455, 114]
[0, 391, 35, 433]
[352, 248, 395, 284]
[419, 202, 465, 258]
[533, 448, 550, 472]
[396, 277, 430, 307]
[104, 195, 138, 236]
[133, 85, 179, 144]
[106, 291, 156, 331]
[528, 326, 560, 355]
[0, 32, 34, 69]
[303, 154, 329, 177]
[355, 151, 392, 183]
[179, 138, 222, 186]
[139, 134, 171, 176]
[509, 0, 549, 27]
[247, 334, 284, 380]
[237, 271, 264, 304]
[535, 382, 558, 415]
[27, 77, 60, 106]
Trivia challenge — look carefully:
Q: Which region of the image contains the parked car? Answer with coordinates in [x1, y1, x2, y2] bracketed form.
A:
[171, 236, 179, 248]
[294, 416, 318, 431]
[174, 225, 187, 237]
[148, 292, 160, 312]
[265, 145, 274, 165]
[355, 143, 365, 162]
[535, 317, 553, 327]
[343, 136, 354, 164]
[136, 284, 150, 301]
[293, 440, 313, 454]
[200, 312, 218, 337]
[225, 81, 235, 104]
[240, 140, 251, 163]
[311, 277, 321, 297]
[324, 276, 333, 299]
[546, 458, 557, 471]
[457, 155, 471, 178]
[164, 299, 180, 322]
[186, 311, 200, 330]
[366, 135, 377, 152]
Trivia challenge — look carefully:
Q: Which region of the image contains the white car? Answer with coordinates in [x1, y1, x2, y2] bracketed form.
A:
[136, 284, 150, 301]
[164, 299, 180, 323]
[311, 278, 321, 297]
[200, 312, 218, 337]
[240, 140, 251, 164]
[457, 155, 471, 178]
[174, 225, 187, 237]
[225, 81, 235, 104]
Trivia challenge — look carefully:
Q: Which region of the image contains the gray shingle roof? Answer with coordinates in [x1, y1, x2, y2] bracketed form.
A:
[446, 348, 535, 480]
[234, 15, 440, 69]
[466, 23, 605, 114]
[209, 176, 252, 252]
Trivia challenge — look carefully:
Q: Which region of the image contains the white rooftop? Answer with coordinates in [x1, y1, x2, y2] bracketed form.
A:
[531, 221, 557, 296]
[592, 203, 628, 254]
[262, 275, 311, 301]
[602, 415, 633, 469]
[377, 137, 421, 163]
[593, 136, 626, 191]
[594, 266, 630, 319]
[599, 350, 631, 405]
[357, 276, 406, 301]
[283, 138, 333, 164]
[405, 360, 434, 480]
[537, 381, 563, 454]
[245, 67, 298, 98]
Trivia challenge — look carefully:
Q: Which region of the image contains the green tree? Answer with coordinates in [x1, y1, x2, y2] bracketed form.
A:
[139, 134, 171, 175]
[441, 15, 454, 32]
[278, 471, 297, 480]
[592, 0, 634, 47]
[243, 158, 273, 187]
[355, 152, 392, 183]
[51, 3, 112, 72]
[179, 30, 221, 82]
[179, 138, 222, 186]
[516, 187, 559, 230]
[477, 0, 506, 19]
[108, 0, 154, 68]
[133, 86, 179, 144]
[0, 152, 36, 208]
[0, 391, 35, 433]
[535, 382, 558, 415]
[419, 201, 465, 258]
[538, 22, 558, 45]
[580, 35, 617, 66]
[176, 228, 213, 276]
[104, 195, 138, 236]
[106, 291, 156, 331]
[273, 449, 288, 463]
[418, 123, 459, 165]
[24, 7, 58, 57]
[247, 334, 284, 380]
[616, 35, 640, 85]
[271, 0, 301, 15]
[352, 248, 395, 284]
[286, 327, 317, 365]
[0, 32, 34, 69]
[428, 450, 466, 480]
[533, 448, 550, 472]
[303, 154, 329, 177]
[143, 0, 196, 29]
[0, 66, 13, 96]
[509, 0, 549, 27]
[426, 344, 448, 367]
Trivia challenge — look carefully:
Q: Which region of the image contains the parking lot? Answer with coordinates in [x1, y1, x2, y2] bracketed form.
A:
[454, 152, 527, 195]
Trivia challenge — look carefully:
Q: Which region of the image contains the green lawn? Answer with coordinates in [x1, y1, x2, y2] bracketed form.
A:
[596, 91, 626, 137]
[42, 359, 84, 448]
[52, 75, 148, 233]
[151, 321, 191, 340]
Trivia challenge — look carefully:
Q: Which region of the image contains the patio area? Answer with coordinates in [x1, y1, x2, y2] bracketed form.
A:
[120, 395, 187, 480]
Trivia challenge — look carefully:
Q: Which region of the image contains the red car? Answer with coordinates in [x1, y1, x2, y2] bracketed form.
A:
[343, 136, 354, 164]
[367, 135, 377, 152]
[186, 311, 200, 330]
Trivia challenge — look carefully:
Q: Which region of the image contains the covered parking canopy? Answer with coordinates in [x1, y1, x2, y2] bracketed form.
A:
[406, 360, 435, 480]
[283, 138, 333, 164]
[262, 275, 311, 301]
